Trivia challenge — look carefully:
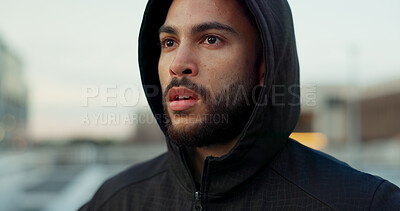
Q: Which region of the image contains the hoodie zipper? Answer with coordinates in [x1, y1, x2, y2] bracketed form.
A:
[194, 191, 202, 211]
[180, 148, 209, 211]
[194, 156, 210, 210]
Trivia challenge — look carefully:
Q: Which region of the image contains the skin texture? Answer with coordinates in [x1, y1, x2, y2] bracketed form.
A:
[158, 0, 264, 182]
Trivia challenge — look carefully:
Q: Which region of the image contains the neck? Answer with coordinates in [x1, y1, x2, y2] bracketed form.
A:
[186, 136, 239, 183]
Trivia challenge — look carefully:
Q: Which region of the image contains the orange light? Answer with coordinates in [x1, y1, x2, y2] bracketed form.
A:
[289, 132, 328, 150]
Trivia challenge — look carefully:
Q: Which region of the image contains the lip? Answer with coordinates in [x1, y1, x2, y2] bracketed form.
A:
[167, 87, 200, 111]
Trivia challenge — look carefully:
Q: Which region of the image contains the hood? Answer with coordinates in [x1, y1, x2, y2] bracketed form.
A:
[138, 0, 300, 196]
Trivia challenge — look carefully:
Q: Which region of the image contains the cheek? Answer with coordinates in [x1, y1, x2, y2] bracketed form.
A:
[201, 48, 248, 82]
[198, 61, 241, 95]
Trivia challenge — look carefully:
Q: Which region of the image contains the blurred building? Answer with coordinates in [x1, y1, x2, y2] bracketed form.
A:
[294, 86, 350, 146]
[0, 36, 28, 147]
[294, 81, 400, 147]
[361, 80, 400, 142]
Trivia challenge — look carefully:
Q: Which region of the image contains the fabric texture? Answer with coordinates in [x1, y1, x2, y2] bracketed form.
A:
[79, 0, 400, 210]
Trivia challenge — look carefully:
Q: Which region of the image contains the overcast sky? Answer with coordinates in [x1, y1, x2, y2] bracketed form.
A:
[0, 0, 399, 141]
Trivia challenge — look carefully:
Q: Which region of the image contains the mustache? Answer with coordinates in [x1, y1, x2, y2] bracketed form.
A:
[163, 77, 210, 101]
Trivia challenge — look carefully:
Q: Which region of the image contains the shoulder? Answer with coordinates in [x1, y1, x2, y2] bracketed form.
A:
[79, 152, 169, 211]
[370, 179, 400, 209]
[270, 139, 400, 210]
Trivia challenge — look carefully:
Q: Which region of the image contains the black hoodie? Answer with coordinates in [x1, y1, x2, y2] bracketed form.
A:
[80, 0, 400, 210]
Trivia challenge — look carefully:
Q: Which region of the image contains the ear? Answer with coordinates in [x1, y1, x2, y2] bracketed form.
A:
[258, 59, 265, 86]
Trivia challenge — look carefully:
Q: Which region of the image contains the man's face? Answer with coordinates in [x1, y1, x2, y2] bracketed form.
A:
[158, 0, 263, 147]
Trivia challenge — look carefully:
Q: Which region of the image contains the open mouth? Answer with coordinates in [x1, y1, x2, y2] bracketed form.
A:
[168, 87, 199, 111]
[171, 95, 198, 101]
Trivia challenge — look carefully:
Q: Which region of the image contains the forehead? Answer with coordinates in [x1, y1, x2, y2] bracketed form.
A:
[164, 0, 251, 31]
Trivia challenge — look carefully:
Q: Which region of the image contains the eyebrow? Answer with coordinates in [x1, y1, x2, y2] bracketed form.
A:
[159, 21, 239, 36]
[158, 25, 177, 35]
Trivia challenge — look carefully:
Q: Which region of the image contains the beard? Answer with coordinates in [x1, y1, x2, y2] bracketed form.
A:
[162, 76, 259, 148]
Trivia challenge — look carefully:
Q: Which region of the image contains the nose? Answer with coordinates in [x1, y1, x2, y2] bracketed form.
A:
[169, 45, 199, 77]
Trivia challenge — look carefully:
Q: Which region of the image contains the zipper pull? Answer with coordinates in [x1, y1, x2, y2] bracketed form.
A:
[194, 191, 202, 211]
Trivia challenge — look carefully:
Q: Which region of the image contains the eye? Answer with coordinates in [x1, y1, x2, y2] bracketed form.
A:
[161, 39, 177, 48]
[203, 36, 221, 45]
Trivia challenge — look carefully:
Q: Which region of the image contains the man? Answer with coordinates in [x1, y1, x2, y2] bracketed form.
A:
[80, 0, 400, 210]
